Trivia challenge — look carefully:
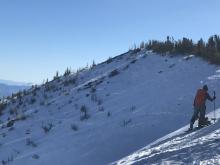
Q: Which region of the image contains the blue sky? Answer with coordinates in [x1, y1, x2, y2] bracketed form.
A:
[0, 0, 220, 84]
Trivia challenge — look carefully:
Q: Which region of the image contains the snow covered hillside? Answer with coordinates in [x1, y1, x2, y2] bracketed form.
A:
[0, 49, 220, 165]
[114, 109, 220, 165]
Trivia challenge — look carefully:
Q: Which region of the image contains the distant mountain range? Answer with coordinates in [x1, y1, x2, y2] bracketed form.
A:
[0, 79, 31, 97]
[0, 79, 33, 86]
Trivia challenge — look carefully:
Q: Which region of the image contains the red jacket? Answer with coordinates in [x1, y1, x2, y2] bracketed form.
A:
[194, 89, 213, 108]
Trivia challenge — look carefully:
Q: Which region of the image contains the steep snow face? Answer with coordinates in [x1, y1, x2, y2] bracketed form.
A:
[0, 50, 220, 165]
[114, 110, 220, 165]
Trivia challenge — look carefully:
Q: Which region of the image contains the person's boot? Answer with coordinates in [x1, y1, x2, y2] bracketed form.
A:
[189, 122, 193, 130]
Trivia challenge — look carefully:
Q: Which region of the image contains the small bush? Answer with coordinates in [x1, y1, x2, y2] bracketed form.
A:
[97, 99, 102, 105]
[91, 87, 96, 93]
[16, 114, 27, 121]
[80, 105, 89, 120]
[106, 57, 113, 64]
[122, 119, 132, 127]
[64, 67, 71, 76]
[130, 59, 137, 64]
[26, 138, 37, 148]
[7, 120, 14, 128]
[32, 154, 40, 159]
[130, 106, 136, 112]
[42, 123, 53, 133]
[63, 78, 76, 86]
[168, 64, 175, 68]
[9, 108, 15, 115]
[123, 65, 129, 70]
[30, 97, 36, 104]
[1, 155, 14, 165]
[0, 103, 7, 115]
[71, 124, 78, 131]
[91, 94, 98, 102]
[109, 69, 119, 77]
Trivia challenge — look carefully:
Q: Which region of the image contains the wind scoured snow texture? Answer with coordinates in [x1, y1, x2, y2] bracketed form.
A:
[0, 50, 220, 165]
[114, 110, 220, 165]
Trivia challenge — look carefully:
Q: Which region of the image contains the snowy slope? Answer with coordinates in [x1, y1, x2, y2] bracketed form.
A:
[114, 109, 220, 165]
[0, 50, 220, 165]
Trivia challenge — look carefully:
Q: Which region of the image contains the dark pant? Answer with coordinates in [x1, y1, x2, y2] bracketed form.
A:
[190, 106, 206, 128]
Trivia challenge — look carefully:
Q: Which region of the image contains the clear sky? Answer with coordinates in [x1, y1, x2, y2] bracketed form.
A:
[0, 0, 220, 84]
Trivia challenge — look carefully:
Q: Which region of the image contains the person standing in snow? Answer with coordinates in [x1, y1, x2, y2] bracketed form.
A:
[190, 85, 216, 130]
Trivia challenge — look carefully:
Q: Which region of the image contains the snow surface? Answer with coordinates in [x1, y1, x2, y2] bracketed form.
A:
[113, 110, 220, 165]
[0, 50, 220, 165]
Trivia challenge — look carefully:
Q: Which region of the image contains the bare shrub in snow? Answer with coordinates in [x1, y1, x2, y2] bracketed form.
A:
[130, 106, 136, 112]
[42, 123, 53, 133]
[29, 97, 36, 104]
[106, 57, 113, 64]
[169, 64, 175, 68]
[91, 94, 98, 102]
[80, 105, 89, 120]
[64, 67, 71, 76]
[64, 92, 70, 96]
[90, 86, 96, 93]
[53, 71, 60, 80]
[71, 124, 78, 131]
[90, 60, 96, 69]
[16, 114, 27, 121]
[130, 59, 137, 64]
[122, 119, 132, 127]
[6, 120, 14, 128]
[32, 154, 40, 159]
[109, 69, 119, 77]
[0, 102, 7, 116]
[26, 138, 37, 147]
[63, 78, 76, 86]
[123, 65, 129, 70]
[1, 155, 14, 165]
[97, 99, 102, 105]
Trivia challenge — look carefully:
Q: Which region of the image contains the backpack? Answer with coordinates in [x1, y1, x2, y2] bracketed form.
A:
[194, 89, 206, 107]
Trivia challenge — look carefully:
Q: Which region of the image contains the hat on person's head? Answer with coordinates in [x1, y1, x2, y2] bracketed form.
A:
[203, 85, 208, 91]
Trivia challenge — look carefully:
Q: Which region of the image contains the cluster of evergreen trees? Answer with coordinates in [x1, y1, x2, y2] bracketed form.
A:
[140, 34, 220, 64]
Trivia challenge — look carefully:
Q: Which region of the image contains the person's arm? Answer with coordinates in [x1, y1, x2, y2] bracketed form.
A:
[206, 92, 216, 101]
